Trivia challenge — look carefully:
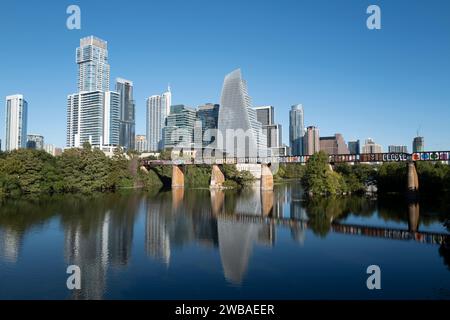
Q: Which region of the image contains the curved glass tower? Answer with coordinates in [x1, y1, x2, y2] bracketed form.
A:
[218, 69, 265, 158]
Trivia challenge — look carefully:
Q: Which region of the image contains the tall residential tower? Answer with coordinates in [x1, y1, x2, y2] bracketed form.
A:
[289, 104, 304, 156]
[5, 94, 28, 151]
[146, 87, 172, 152]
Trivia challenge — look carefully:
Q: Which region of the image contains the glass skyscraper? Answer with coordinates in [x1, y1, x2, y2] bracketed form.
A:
[195, 103, 220, 148]
[163, 104, 197, 149]
[5, 94, 28, 151]
[67, 36, 120, 148]
[289, 104, 304, 156]
[146, 87, 171, 151]
[217, 69, 266, 158]
[116, 78, 135, 150]
[77, 36, 110, 92]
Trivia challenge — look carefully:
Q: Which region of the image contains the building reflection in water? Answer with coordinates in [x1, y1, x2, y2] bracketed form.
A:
[62, 194, 140, 299]
[1, 183, 449, 298]
[0, 228, 23, 263]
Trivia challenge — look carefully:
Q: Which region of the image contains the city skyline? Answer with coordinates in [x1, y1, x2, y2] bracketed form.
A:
[1, 1, 450, 151]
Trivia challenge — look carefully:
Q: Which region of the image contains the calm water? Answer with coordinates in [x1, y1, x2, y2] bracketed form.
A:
[0, 182, 449, 300]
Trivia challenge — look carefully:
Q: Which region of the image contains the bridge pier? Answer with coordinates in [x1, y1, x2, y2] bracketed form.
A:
[261, 164, 274, 191]
[407, 162, 419, 193]
[210, 164, 225, 189]
[172, 165, 184, 188]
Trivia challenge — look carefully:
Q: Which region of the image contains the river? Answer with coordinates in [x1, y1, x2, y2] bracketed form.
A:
[0, 182, 449, 299]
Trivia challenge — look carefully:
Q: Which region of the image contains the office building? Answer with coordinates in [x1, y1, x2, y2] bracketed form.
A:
[319, 133, 349, 155]
[304, 126, 320, 155]
[146, 87, 171, 151]
[135, 135, 147, 153]
[26, 134, 44, 150]
[217, 69, 266, 158]
[348, 140, 360, 155]
[289, 104, 304, 156]
[362, 138, 382, 154]
[5, 94, 28, 151]
[116, 78, 135, 150]
[163, 105, 196, 149]
[195, 103, 220, 148]
[413, 136, 424, 153]
[255, 106, 282, 154]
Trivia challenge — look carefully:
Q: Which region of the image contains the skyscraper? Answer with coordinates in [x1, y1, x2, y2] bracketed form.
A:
[135, 135, 147, 153]
[5, 94, 28, 151]
[67, 36, 120, 148]
[217, 69, 266, 158]
[304, 126, 320, 155]
[289, 104, 304, 156]
[348, 140, 360, 155]
[254, 106, 274, 126]
[255, 106, 282, 153]
[146, 87, 171, 152]
[413, 136, 424, 153]
[195, 103, 220, 148]
[362, 138, 382, 154]
[67, 90, 120, 147]
[77, 36, 110, 92]
[319, 134, 349, 155]
[26, 134, 44, 150]
[163, 105, 197, 149]
[116, 78, 135, 150]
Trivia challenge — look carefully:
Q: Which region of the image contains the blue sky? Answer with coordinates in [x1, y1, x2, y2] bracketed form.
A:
[1, 0, 449, 150]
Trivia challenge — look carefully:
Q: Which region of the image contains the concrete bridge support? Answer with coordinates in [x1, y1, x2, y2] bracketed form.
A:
[210, 164, 225, 189]
[172, 165, 184, 188]
[261, 164, 274, 191]
[407, 162, 419, 193]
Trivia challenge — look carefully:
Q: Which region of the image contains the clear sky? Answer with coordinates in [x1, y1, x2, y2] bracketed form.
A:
[1, 0, 449, 151]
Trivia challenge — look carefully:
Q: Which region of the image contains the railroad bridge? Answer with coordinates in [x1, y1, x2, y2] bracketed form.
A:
[140, 151, 450, 192]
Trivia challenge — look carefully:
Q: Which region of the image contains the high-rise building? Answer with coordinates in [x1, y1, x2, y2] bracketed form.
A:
[388, 145, 408, 153]
[5, 94, 28, 151]
[348, 140, 360, 155]
[217, 69, 266, 158]
[77, 36, 110, 92]
[289, 104, 304, 156]
[319, 133, 349, 155]
[67, 90, 120, 147]
[116, 78, 135, 150]
[254, 106, 274, 126]
[163, 105, 196, 149]
[135, 135, 147, 153]
[255, 106, 282, 153]
[67, 36, 120, 149]
[26, 134, 44, 150]
[412, 136, 424, 153]
[195, 103, 220, 148]
[146, 87, 171, 152]
[362, 138, 382, 154]
[304, 126, 320, 155]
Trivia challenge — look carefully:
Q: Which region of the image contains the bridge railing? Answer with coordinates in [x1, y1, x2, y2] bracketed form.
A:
[141, 151, 450, 166]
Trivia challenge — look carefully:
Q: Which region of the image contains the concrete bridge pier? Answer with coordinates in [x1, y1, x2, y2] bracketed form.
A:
[407, 162, 419, 193]
[210, 164, 225, 189]
[261, 164, 274, 191]
[172, 165, 184, 188]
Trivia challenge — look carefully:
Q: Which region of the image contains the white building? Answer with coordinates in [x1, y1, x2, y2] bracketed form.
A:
[146, 87, 171, 151]
[217, 69, 267, 158]
[362, 138, 383, 154]
[67, 36, 120, 149]
[5, 94, 28, 151]
[67, 91, 120, 148]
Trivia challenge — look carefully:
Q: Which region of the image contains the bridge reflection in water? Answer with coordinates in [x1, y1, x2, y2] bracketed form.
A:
[0, 184, 449, 299]
[144, 185, 448, 286]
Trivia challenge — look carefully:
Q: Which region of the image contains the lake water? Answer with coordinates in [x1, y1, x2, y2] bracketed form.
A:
[0, 182, 449, 300]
